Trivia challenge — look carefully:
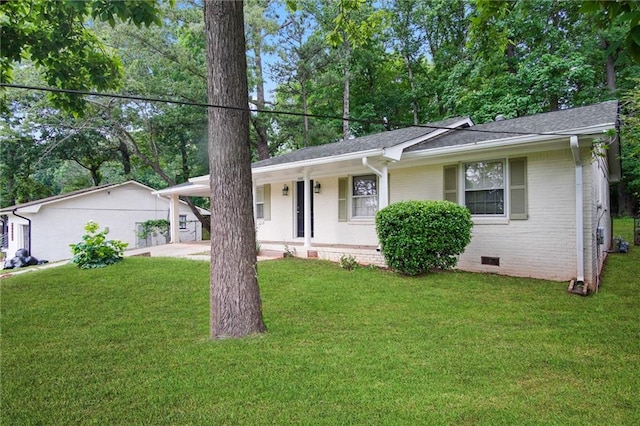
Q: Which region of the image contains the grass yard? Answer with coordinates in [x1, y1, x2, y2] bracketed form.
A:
[1, 219, 639, 424]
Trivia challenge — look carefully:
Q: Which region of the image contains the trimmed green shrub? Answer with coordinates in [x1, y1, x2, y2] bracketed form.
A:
[375, 200, 473, 275]
[70, 221, 128, 269]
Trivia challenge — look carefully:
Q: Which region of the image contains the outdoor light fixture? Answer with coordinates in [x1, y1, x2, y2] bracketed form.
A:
[314, 181, 321, 194]
[282, 184, 289, 196]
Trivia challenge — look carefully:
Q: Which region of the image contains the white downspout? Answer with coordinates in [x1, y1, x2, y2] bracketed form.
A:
[570, 135, 585, 291]
[169, 194, 180, 244]
[362, 157, 389, 210]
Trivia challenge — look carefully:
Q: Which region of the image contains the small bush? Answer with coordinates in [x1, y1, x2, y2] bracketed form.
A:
[70, 221, 128, 269]
[375, 200, 473, 275]
[137, 219, 169, 239]
[339, 254, 358, 271]
[283, 243, 296, 258]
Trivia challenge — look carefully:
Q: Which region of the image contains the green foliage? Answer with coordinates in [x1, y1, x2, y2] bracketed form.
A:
[69, 221, 128, 269]
[137, 219, 170, 239]
[0, 0, 167, 113]
[376, 200, 473, 275]
[283, 243, 296, 258]
[581, 0, 640, 62]
[621, 82, 640, 211]
[326, 0, 386, 48]
[0, 134, 54, 208]
[338, 254, 358, 271]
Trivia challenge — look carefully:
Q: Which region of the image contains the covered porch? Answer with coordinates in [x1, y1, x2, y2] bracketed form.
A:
[153, 153, 392, 252]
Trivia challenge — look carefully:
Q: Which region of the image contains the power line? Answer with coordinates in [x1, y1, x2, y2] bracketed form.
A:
[2, 82, 574, 137]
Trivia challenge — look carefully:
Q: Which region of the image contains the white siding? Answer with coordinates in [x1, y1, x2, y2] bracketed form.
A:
[6, 183, 201, 263]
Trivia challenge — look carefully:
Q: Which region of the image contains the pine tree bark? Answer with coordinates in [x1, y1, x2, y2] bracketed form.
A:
[342, 35, 351, 141]
[249, 28, 270, 160]
[203, 0, 266, 338]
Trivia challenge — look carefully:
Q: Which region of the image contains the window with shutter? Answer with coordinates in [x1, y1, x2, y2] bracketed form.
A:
[352, 174, 378, 218]
[464, 160, 505, 215]
[509, 158, 527, 219]
[256, 184, 271, 220]
[255, 186, 264, 219]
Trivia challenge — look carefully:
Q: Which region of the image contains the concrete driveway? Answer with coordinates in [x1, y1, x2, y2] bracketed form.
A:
[1, 242, 280, 279]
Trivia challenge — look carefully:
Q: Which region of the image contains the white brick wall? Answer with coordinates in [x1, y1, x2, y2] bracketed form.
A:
[257, 178, 380, 247]
[257, 145, 609, 286]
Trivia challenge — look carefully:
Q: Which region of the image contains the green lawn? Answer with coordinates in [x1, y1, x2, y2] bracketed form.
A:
[1, 219, 639, 424]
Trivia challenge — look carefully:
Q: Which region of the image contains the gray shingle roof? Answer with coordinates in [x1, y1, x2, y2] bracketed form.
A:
[252, 116, 470, 168]
[406, 100, 619, 153]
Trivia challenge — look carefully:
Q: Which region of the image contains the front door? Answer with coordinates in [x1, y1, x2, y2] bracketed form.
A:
[296, 180, 314, 238]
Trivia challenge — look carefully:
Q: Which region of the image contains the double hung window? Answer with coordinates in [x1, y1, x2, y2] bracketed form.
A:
[464, 161, 505, 215]
[352, 174, 378, 218]
[444, 158, 527, 219]
[255, 184, 271, 220]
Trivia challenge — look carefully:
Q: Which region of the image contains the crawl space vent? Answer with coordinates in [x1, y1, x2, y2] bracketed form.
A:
[481, 256, 500, 266]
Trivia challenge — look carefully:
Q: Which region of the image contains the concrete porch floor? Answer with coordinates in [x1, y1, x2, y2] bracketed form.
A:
[125, 241, 282, 262]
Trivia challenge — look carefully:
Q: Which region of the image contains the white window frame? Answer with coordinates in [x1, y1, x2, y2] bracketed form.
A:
[463, 159, 506, 216]
[351, 174, 378, 219]
[255, 185, 265, 220]
[179, 214, 188, 230]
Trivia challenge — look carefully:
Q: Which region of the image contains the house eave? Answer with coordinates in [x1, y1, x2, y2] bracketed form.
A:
[250, 148, 385, 176]
[403, 123, 616, 161]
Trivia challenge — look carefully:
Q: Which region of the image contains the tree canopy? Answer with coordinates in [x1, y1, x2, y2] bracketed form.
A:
[2, 0, 639, 212]
[1, 0, 169, 112]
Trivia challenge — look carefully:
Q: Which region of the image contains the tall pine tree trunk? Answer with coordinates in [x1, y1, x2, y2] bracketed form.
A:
[301, 82, 310, 147]
[203, 0, 266, 338]
[250, 31, 270, 160]
[342, 37, 351, 141]
[404, 55, 419, 125]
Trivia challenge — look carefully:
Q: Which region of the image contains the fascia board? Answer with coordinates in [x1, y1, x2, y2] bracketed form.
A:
[7, 184, 119, 213]
[403, 124, 616, 161]
[152, 183, 209, 197]
[383, 118, 475, 161]
[15, 205, 41, 214]
[251, 148, 384, 176]
[189, 175, 209, 184]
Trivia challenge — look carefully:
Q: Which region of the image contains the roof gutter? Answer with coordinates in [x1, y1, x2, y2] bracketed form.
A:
[570, 135, 586, 293]
[12, 208, 31, 255]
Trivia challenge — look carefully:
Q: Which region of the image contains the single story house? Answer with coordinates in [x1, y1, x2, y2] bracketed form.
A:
[0, 180, 208, 263]
[156, 101, 620, 291]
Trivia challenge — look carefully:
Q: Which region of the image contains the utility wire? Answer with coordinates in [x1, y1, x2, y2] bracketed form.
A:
[2, 82, 578, 138]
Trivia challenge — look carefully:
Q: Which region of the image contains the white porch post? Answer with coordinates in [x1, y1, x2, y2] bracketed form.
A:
[169, 194, 180, 243]
[304, 169, 312, 248]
